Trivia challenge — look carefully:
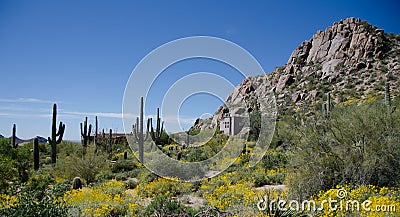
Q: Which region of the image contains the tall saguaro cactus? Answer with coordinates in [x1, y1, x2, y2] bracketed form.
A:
[150, 108, 164, 146]
[133, 97, 150, 163]
[94, 116, 98, 150]
[48, 103, 65, 164]
[80, 117, 92, 148]
[11, 124, 17, 148]
[109, 129, 113, 154]
[33, 137, 39, 170]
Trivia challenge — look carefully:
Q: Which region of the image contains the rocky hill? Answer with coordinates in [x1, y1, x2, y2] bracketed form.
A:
[194, 17, 400, 130]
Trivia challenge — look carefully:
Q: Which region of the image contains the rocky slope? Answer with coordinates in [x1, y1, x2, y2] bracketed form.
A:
[193, 17, 400, 130]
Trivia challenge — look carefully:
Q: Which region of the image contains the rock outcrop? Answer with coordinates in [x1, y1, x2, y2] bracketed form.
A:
[192, 18, 400, 130]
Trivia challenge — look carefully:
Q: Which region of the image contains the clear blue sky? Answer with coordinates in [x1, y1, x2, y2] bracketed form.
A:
[0, 0, 399, 140]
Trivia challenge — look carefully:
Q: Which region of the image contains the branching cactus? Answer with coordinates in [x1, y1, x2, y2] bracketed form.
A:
[150, 108, 164, 146]
[33, 137, 39, 170]
[80, 117, 92, 148]
[133, 97, 150, 163]
[48, 103, 65, 164]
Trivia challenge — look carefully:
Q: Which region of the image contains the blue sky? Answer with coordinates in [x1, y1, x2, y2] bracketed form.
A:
[0, 0, 399, 140]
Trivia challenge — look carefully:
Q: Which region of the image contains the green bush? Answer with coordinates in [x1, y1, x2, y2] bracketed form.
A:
[288, 101, 400, 199]
[0, 172, 68, 217]
[111, 159, 138, 173]
[55, 144, 108, 183]
[261, 151, 288, 170]
[142, 195, 195, 217]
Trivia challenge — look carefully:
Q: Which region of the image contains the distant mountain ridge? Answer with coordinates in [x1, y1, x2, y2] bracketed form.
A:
[193, 17, 399, 130]
[0, 135, 47, 144]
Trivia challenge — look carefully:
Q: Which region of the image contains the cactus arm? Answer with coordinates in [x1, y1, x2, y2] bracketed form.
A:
[160, 121, 164, 137]
[56, 123, 65, 144]
[80, 122, 84, 136]
[144, 118, 150, 141]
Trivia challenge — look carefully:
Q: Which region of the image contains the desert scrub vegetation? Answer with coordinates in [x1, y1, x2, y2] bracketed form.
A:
[0, 95, 399, 216]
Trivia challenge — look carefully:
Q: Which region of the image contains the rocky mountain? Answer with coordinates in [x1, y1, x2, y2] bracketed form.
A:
[0, 134, 3, 139]
[193, 17, 400, 130]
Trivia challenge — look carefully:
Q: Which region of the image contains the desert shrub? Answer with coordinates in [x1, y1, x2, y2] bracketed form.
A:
[252, 168, 286, 187]
[111, 159, 139, 173]
[55, 144, 108, 183]
[63, 179, 132, 216]
[95, 170, 115, 181]
[0, 154, 17, 193]
[203, 181, 256, 211]
[136, 177, 192, 198]
[0, 172, 68, 217]
[261, 150, 288, 170]
[0, 138, 31, 183]
[137, 169, 158, 184]
[288, 101, 400, 199]
[311, 185, 400, 216]
[58, 141, 81, 157]
[142, 194, 195, 217]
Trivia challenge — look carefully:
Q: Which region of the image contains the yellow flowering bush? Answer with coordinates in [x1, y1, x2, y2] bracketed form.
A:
[64, 179, 143, 216]
[204, 181, 256, 210]
[199, 171, 241, 196]
[0, 194, 18, 209]
[135, 177, 192, 198]
[312, 185, 400, 217]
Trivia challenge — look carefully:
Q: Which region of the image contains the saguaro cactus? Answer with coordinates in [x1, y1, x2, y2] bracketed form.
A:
[185, 132, 190, 149]
[133, 97, 150, 163]
[385, 82, 391, 106]
[326, 92, 331, 115]
[94, 116, 98, 151]
[33, 137, 39, 170]
[11, 124, 17, 148]
[150, 108, 164, 146]
[80, 117, 92, 148]
[109, 129, 113, 154]
[48, 103, 65, 164]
